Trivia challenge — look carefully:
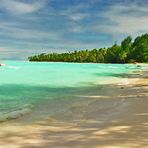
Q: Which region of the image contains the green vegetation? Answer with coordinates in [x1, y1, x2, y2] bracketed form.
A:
[28, 33, 148, 63]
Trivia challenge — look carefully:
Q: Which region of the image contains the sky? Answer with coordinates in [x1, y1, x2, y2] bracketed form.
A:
[0, 0, 148, 60]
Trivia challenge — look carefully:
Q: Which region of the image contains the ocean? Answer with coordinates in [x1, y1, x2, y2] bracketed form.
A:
[0, 61, 142, 122]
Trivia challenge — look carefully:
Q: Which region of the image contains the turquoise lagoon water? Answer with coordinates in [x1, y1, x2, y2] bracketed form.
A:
[0, 61, 142, 121]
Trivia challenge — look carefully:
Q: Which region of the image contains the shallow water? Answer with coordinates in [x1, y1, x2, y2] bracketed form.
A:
[0, 61, 142, 122]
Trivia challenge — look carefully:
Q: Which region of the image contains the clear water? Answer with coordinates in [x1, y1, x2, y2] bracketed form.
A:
[0, 61, 141, 121]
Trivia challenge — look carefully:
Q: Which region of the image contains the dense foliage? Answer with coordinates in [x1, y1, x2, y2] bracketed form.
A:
[28, 33, 148, 63]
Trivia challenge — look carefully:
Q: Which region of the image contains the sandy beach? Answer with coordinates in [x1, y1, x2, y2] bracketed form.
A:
[0, 68, 148, 148]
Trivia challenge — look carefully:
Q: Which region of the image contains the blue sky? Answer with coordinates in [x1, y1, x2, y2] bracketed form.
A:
[0, 0, 148, 60]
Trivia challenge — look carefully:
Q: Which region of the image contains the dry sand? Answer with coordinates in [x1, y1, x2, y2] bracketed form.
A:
[0, 70, 148, 148]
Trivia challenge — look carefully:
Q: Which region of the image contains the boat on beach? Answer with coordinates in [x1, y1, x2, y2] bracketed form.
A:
[0, 63, 5, 66]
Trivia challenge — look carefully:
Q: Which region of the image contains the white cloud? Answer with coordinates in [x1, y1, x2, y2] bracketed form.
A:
[0, 46, 28, 60]
[58, 1, 92, 22]
[0, 45, 68, 60]
[101, 3, 148, 35]
[1, 0, 46, 15]
[61, 11, 90, 21]
[0, 21, 62, 41]
[69, 13, 90, 21]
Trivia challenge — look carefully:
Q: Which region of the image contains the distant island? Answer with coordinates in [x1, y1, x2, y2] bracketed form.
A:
[28, 33, 148, 63]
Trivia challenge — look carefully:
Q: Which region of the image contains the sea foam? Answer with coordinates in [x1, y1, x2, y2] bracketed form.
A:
[7, 66, 20, 70]
[0, 104, 33, 122]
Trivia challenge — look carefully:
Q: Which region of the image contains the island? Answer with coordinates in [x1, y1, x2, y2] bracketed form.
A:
[28, 33, 148, 64]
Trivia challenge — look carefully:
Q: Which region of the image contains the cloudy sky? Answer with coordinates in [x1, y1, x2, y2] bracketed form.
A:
[0, 0, 148, 60]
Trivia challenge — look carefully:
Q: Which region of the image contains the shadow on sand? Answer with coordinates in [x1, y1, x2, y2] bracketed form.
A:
[0, 80, 148, 148]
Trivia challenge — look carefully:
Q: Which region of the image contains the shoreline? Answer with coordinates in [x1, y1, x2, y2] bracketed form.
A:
[0, 68, 148, 148]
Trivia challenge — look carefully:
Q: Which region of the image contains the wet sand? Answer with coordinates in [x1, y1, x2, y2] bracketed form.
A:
[0, 69, 148, 148]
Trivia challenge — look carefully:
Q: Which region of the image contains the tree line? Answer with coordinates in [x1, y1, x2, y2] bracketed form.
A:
[28, 33, 148, 63]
